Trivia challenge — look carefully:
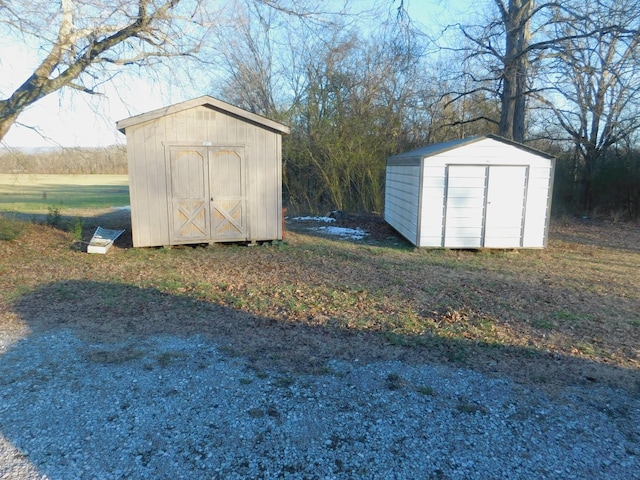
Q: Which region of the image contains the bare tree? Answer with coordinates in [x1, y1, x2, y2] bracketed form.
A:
[283, 17, 427, 213]
[0, 0, 330, 144]
[204, 0, 426, 213]
[495, 0, 534, 142]
[0, 0, 217, 143]
[206, 0, 282, 117]
[449, 0, 537, 141]
[534, 0, 640, 211]
[453, 0, 591, 142]
[420, 48, 501, 142]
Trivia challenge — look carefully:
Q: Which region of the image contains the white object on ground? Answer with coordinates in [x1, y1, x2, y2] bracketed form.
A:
[292, 216, 336, 223]
[87, 227, 125, 254]
[311, 226, 368, 240]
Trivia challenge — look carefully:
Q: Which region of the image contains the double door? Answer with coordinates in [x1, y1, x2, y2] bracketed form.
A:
[168, 146, 246, 244]
[444, 165, 528, 248]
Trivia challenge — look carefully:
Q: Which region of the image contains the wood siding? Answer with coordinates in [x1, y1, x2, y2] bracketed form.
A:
[124, 103, 284, 247]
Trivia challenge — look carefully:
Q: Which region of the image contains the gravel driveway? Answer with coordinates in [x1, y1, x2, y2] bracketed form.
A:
[1, 330, 638, 479]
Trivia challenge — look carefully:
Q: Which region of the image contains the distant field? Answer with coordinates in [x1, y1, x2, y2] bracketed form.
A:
[0, 174, 129, 213]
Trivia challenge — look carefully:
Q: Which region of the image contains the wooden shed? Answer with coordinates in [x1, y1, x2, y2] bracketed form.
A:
[117, 96, 290, 248]
[385, 135, 555, 248]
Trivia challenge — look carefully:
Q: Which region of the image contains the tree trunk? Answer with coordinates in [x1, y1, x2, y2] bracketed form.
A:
[499, 63, 517, 140]
[0, 70, 59, 143]
[498, 0, 533, 142]
[0, 110, 18, 142]
[0, 0, 193, 145]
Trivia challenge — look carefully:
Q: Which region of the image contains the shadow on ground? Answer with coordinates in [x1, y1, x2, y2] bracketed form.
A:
[8, 279, 640, 397]
[3, 280, 639, 479]
[0, 207, 134, 249]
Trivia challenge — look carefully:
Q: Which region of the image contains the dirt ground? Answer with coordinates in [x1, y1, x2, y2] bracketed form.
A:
[1, 209, 639, 397]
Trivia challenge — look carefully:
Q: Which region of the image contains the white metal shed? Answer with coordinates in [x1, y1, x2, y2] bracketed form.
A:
[117, 96, 290, 248]
[384, 135, 555, 248]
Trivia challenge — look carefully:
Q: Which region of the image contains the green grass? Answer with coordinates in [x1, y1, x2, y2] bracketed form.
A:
[455, 402, 489, 415]
[554, 309, 588, 324]
[0, 174, 129, 212]
[531, 318, 555, 330]
[416, 385, 435, 396]
[0, 215, 25, 240]
[155, 351, 188, 368]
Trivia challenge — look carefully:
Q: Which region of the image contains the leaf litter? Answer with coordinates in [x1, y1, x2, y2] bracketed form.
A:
[0, 210, 639, 396]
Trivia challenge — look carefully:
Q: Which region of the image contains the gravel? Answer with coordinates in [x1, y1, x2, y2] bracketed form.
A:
[0, 331, 638, 479]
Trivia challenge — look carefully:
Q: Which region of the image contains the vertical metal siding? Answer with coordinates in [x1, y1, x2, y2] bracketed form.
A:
[522, 165, 553, 247]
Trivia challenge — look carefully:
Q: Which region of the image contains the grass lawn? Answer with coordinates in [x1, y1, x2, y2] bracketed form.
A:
[0, 180, 638, 396]
[0, 174, 129, 213]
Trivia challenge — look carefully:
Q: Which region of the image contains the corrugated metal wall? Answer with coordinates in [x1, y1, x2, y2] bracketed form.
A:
[384, 162, 421, 245]
[385, 137, 554, 248]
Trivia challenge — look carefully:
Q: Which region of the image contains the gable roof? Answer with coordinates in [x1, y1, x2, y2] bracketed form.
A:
[116, 95, 290, 135]
[388, 134, 555, 161]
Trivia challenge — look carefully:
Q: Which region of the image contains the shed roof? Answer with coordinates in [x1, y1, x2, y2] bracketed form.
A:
[388, 134, 554, 162]
[116, 95, 290, 135]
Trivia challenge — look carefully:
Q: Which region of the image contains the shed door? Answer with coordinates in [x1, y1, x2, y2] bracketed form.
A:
[169, 147, 211, 243]
[484, 166, 528, 248]
[168, 146, 246, 244]
[444, 165, 488, 248]
[444, 165, 528, 248]
[209, 148, 247, 241]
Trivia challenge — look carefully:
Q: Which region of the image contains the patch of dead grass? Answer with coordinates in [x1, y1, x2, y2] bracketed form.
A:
[0, 212, 639, 396]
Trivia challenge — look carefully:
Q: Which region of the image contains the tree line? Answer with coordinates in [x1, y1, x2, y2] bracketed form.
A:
[209, 0, 639, 219]
[0, 146, 127, 175]
[0, 1, 638, 220]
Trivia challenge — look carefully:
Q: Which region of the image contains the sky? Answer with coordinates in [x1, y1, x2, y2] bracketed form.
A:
[0, 1, 473, 150]
[0, 42, 196, 149]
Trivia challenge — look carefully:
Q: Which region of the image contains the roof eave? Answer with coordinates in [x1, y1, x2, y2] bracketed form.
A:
[387, 134, 555, 163]
[116, 95, 290, 136]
